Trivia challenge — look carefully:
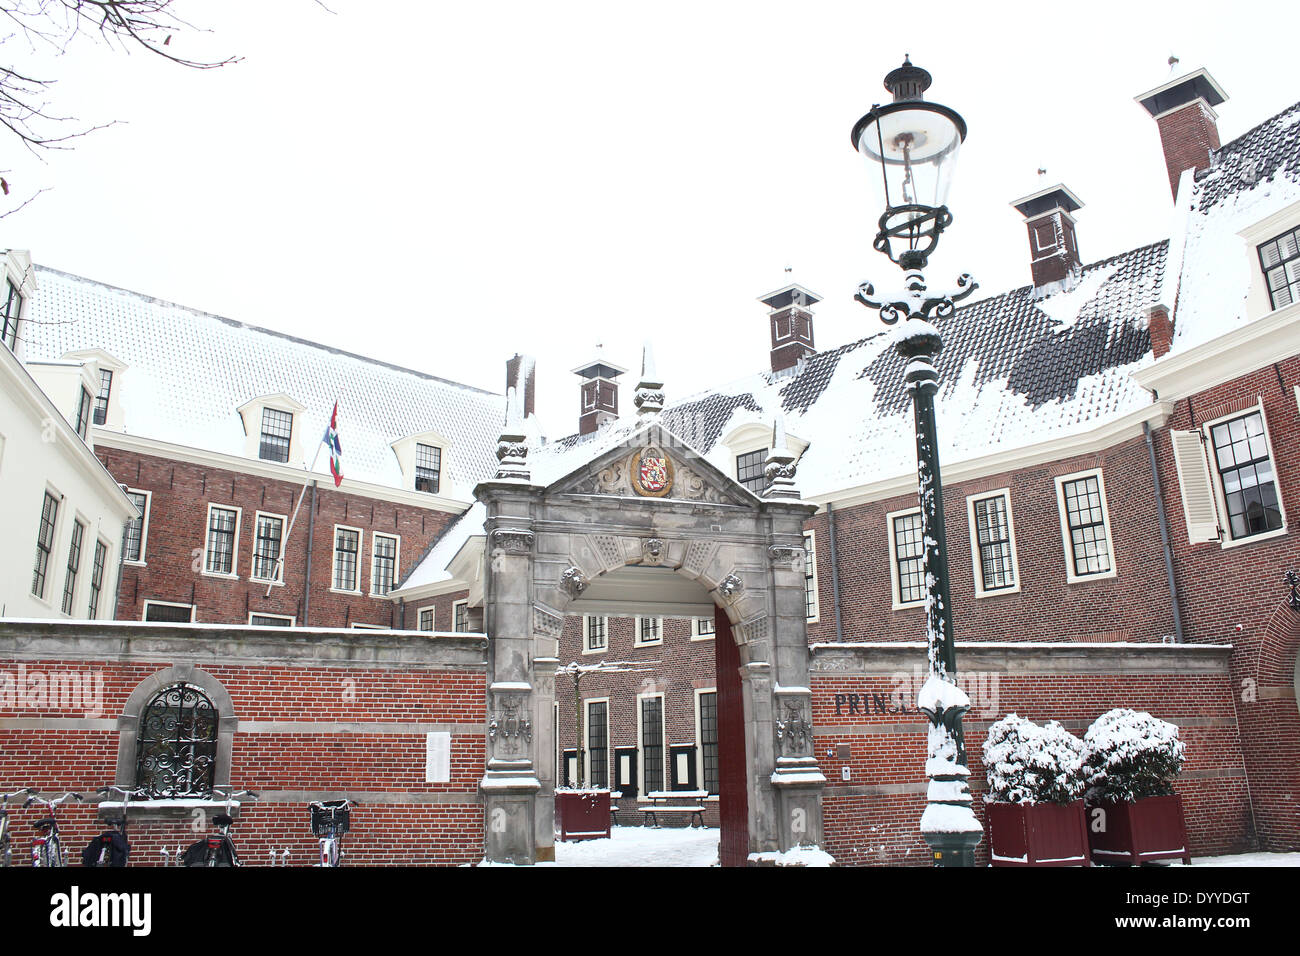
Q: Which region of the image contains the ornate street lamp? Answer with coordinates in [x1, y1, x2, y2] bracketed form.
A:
[851, 56, 982, 866]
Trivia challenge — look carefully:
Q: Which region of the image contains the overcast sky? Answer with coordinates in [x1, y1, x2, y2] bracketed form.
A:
[6, 1, 1300, 440]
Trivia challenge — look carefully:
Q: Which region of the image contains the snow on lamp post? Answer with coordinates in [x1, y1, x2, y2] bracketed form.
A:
[851, 56, 982, 866]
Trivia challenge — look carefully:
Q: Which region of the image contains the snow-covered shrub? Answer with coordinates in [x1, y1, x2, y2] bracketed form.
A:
[983, 714, 1085, 805]
[1082, 708, 1185, 803]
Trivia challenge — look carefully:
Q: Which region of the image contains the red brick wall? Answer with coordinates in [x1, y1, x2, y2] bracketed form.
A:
[1155, 100, 1221, 201]
[806, 436, 1175, 646]
[0, 654, 486, 866]
[98, 447, 456, 628]
[812, 668, 1252, 866]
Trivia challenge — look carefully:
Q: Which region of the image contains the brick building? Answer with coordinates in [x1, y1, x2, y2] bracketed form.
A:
[1, 64, 1298, 863]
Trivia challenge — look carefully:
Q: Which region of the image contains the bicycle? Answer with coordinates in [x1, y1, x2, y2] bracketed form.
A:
[1, 788, 36, 867]
[182, 787, 257, 867]
[310, 799, 354, 867]
[82, 785, 147, 867]
[24, 791, 83, 867]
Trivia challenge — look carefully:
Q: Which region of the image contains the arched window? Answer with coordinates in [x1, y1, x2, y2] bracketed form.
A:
[135, 682, 219, 797]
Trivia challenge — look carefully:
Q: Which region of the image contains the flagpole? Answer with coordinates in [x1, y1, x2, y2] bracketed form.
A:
[265, 405, 335, 600]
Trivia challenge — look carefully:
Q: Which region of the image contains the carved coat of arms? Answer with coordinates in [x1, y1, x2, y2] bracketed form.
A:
[629, 446, 674, 498]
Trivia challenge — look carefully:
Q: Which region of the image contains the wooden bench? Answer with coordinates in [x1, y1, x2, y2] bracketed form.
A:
[639, 790, 708, 828]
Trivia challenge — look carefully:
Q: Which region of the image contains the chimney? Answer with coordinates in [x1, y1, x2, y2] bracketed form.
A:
[1011, 184, 1085, 290]
[505, 354, 536, 418]
[1136, 68, 1228, 201]
[1148, 305, 1174, 358]
[759, 284, 820, 373]
[572, 352, 626, 435]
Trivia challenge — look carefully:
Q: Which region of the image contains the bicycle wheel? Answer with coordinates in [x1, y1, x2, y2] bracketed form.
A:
[46, 836, 64, 868]
[327, 838, 340, 867]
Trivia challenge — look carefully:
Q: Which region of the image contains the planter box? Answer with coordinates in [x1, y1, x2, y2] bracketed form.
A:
[987, 800, 1091, 866]
[1087, 794, 1191, 865]
[555, 789, 611, 842]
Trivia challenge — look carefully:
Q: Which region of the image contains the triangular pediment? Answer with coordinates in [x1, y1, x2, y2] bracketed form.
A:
[546, 422, 758, 507]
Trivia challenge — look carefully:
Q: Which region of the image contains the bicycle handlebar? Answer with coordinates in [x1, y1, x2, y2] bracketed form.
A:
[96, 785, 150, 799]
[1, 788, 37, 803]
[24, 792, 84, 808]
[209, 787, 258, 799]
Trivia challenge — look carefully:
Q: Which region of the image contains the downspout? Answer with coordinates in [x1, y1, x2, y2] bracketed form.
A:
[302, 480, 317, 627]
[1143, 422, 1184, 643]
[827, 502, 845, 644]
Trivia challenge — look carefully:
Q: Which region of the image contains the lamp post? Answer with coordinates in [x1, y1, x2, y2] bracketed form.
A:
[851, 56, 982, 866]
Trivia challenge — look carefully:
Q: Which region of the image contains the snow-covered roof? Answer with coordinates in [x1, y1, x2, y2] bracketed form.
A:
[1172, 99, 1300, 353]
[20, 266, 507, 493]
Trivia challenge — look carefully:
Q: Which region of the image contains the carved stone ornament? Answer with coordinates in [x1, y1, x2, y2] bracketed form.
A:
[767, 545, 805, 568]
[628, 446, 675, 498]
[533, 604, 564, 639]
[718, 572, 744, 598]
[560, 566, 588, 597]
[642, 538, 665, 564]
[490, 528, 535, 554]
[487, 697, 533, 757]
[775, 699, 813, 757]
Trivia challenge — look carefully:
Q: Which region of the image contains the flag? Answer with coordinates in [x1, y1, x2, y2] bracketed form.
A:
[323, 401, 343, 487]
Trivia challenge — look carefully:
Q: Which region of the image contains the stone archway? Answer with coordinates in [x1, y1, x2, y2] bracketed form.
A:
[475, 422, 826, 864]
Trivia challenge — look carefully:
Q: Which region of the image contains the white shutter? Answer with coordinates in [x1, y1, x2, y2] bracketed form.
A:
[1170, 430, 1220, 543]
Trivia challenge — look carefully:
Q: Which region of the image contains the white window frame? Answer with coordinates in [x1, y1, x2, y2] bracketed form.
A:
[417, 605, 436, 632]
[331, 524, 364, 594]
[123, 488, 151, 566]
[694, 687, 719, 800]
[60, 514, 88, 616]
[87, 536, 111, 620]
[248, 612, 295, 627]
[636, 691, 665, 796]
[585, 695, 611, 789]
[202, 503, 242, 579]
[369, 531, 401, 597]
[250, 509, 288, 584]
[634, 616, 663, 647]
[803, 529, 820, 623]
[966, 489, 1022, 598]
[142, 600, 195, 623]
[582, 614, 608, 655]
[451, 599, 470, 633]
[1054, 468, 1118, 583]
[886, 507, 926, 610]
[350, 622, 387, 630]
[1202, 402, 1288, 549]
[690, 617, 716, 641]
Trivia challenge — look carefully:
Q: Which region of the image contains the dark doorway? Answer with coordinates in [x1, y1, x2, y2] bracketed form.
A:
[714, 605, 749, 867]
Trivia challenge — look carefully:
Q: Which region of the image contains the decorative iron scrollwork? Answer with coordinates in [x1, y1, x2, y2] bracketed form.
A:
[135, 682, 218, 798]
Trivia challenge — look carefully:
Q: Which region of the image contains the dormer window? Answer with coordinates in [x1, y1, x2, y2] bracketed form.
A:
[93, 369, 113, 425]
[259, 408, 293, 463]
[415, 443, 442, 494]
[736, 449, 767, 494]
[1259, 226, 1300, 310]
[2, 278, 21, 352]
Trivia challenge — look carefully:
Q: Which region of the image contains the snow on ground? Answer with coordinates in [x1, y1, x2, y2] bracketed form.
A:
[554, 825, 719, 867]
[1189, 852, 1300, 867]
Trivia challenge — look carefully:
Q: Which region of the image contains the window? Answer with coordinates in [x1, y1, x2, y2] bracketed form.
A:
[249, 613, 293, 627]
[415, 443, 442, 494]
[691, 617, 715, 640]
[1209, 410, 1285, 541]
[640, 695, 664, 794]
[452, 600, 469, 632]
[87, 539, 108, 619]
[967, 491, 1020, 596]
[142, 601, 195, 623]
[259, 407, 293, 463]
[32, 490, 59, 599]
[636, 616, 662, 646]
[888, 509, 925, 608]
[123, 490, 149, 563]
[332, 526, 361, 591]
[75, 386, 93, 441]
[583, 615, 607, 654]
[251, 512, 285, 582]
[61, 519, 85, 614]
[1055, 470, 1116, 581]
[204, 505, 240, 576]
[93, 369, 113, 426]
[135, 682, 218, 797]
[371, 533, 399, 596]
[2, 279, 21, 351]
[803, 530, 819, 622]
[736, 449, 767, 494]
[698, 690, 719, 796]
[418, 607, 435, 631]
[1259, 226, 1300, 310]
[586, 700, 609, 789]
